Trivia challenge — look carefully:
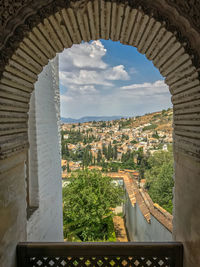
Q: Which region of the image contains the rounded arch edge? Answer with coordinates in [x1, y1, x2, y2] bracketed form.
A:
[0, 0, 200, 161]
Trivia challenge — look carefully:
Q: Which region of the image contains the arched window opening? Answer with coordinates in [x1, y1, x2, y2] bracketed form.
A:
[27, 39, 174, 243]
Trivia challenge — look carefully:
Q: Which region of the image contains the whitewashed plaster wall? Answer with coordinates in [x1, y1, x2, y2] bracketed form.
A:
[124, 192, 172, 242]
[27, 56, 63, 241]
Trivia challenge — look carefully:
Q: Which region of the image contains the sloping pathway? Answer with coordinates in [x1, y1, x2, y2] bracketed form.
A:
[113, 216, 128, 242]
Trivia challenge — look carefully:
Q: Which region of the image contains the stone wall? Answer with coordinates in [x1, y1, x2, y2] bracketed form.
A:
[0, 152, 27, 267]
[173, 151, 200, 266]
[107, 172, 173, 242]
[124, 192, 172, 242]
[27, 57, 63, 241]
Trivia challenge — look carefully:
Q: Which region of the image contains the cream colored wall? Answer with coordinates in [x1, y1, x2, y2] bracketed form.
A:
[0, 152, 27, 267]
[0, 57, 63, 267]
[173, 151, 200, 266]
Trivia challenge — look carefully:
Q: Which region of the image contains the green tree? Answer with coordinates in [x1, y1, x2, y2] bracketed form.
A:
[139, 159, 146, 181]
[148, 162, 174, 213]
[97, 149, 102, 164]
[65, 143, 70, 157]
[130, 140, 137, 144]
[145, 150, 174, 213]
[137, 147, 144, 165]
[62, 165, 67, 171]
[113, 145, 118, 160]
[101, 121, 106, 127]
[102, 143, 107, 158]
[82, 146, 92, 167]
[67, 162, 71, 173]
[61, 142, 70, 158]
[107, 142, 113, 160]
[152, 131, 159, 139]
[122, 134, 129, 140]
[63, 170, 124, 241]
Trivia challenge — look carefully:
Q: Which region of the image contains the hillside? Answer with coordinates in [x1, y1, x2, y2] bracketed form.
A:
[114, 108, 173, 134]
[61, 109, 173, 134]
[61, 115, 128, 123]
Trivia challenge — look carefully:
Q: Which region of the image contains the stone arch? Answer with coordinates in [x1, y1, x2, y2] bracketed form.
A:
[0, 1, 200, 266]
[0, 0, 200, 160]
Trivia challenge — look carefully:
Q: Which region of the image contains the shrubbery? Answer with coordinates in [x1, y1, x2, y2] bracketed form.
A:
[145, 150, 174, 213]
[63, 169, 123, 241]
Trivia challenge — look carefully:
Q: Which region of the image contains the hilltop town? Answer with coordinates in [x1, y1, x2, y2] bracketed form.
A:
[61, 108, 173, 175]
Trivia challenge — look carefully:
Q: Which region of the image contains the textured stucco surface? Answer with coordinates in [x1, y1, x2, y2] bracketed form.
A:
[124, 191, 172, 242]
[0, 152, 27, 267]
[173, 151, 200, 267]
[27, 57, 63, 241]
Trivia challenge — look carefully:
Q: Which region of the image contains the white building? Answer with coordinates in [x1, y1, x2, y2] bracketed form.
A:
[163, 144, 168, 151]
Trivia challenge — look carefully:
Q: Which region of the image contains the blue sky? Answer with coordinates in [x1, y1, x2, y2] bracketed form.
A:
[59, 40, 172, 118]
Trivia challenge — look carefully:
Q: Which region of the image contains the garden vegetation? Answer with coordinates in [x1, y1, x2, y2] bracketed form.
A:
[63, 169, 124, 241]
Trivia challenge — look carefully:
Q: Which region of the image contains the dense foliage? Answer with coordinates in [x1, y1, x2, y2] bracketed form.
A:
[142, 124, 158, 131]
[61, 129, 98, 145]
[95, 148, 147, 172]
[145, 149, 174, 213]
[63, 170, 123, 241]
[61, 133, 145, 171]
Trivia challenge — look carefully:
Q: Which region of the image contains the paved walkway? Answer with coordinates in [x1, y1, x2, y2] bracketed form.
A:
[113, 216, 128, 242]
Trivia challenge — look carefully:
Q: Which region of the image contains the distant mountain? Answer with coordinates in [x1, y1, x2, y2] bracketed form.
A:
[61, 116, 128, 124]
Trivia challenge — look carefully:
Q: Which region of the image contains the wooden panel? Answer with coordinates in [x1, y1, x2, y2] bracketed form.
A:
[17, 242, 183, 267]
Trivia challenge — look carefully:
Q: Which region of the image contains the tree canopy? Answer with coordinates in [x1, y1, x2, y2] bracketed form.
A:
[145, 150, 174, 213]
[63, 169, 124, 241]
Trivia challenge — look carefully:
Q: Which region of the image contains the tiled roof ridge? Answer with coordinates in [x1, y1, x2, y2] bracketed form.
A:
[108, 171, 173, 233]
[126, 173, 173, 232]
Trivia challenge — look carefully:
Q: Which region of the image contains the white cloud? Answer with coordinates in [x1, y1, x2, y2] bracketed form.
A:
[59, 40, 130, 89]
[59, 70, 113, 87]
[60, 95, 73, 103]
[59, 40, 107, 71]
[59, 41, 171, 118]
[120, 80, 168, 96]
[79, 85, 97, 94]
[70, 85, 97, 94]
[106, 65, 129, 80]
[60, 87, 171, 118]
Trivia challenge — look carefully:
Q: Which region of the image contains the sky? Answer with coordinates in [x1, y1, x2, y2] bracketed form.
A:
[59, 40, 172, 119]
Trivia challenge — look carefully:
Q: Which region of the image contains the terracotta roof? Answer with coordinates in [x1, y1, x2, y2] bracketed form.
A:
[107, 171, 173, 232]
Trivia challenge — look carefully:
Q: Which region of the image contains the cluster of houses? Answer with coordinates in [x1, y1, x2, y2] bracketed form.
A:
[61, 112, 173, 174]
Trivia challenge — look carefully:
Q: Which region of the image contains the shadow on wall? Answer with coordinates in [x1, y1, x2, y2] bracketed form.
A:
[123, 173, 172, 242]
